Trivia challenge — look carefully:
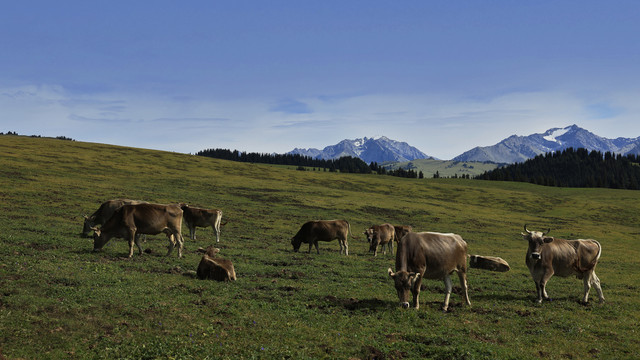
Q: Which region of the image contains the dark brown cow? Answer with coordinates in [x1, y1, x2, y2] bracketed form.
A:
[92, 203, 185, 258]
[291, 220, 350, 255]
[82, 199, 147, 237]
[364, 223, 395, 256]
[394, 225, 413, 241]
[180, 204, 225, 242]
[523, 225, 604, 304]
[388, 231, 470, 310]
[196, 246, 236, 281]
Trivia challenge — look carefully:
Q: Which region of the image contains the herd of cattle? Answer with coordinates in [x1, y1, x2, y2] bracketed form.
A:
[83, 199, 605, 310]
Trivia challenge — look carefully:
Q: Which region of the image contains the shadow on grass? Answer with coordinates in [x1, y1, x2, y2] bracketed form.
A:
[308, 295, 393, 313]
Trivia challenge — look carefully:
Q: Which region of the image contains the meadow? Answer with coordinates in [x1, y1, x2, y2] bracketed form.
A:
[1, 135, 639, 359]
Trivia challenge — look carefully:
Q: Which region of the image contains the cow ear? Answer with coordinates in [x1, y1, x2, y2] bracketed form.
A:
[543, 237, 554, 243]
[387, 268, 395, 277]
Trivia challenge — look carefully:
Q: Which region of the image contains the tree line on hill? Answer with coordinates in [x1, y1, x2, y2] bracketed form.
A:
[195, 148, 372, 174]
[195, 148, 428, 178]
[475, 147, 640, 190]
[1, 131, 75, 141]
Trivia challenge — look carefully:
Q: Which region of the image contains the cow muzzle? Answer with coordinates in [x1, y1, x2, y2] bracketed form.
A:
[531, 252, 541, 260]
[400, 302, 410, 309]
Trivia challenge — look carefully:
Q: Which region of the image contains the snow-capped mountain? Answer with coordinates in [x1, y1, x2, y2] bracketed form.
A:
[453, 125, 640, 163]
[288, 136, 432, 163]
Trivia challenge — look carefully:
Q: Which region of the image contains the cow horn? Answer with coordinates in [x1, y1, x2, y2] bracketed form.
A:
[542, 228, 551, 236]
[523, 224, 532, 234]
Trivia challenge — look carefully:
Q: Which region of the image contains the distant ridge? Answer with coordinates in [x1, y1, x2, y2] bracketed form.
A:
[288, 136, 432, 164]
[453, 125, 640, 164]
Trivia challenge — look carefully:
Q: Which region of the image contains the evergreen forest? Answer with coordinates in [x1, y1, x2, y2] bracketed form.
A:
[476, 147, 640, 190]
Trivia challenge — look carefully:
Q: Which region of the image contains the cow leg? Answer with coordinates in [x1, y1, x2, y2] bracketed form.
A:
[189, 226, 196, 241]
[591, 271, 605, 303]
[458, 270, 471, 307]
[175, 231, 184, 258]
[214, 218, 221, 243]
[133, 232, 144, 256]
[166, 232, 176, 256]
[343, 238, 349, 256]
[442, 274, 453, 311]
[582, 273, 593, 303]
[411, 276, 423, 310]
[127, 229, 137, 258]
[534, 281, 544, 303]
[314, 241, 320, 254]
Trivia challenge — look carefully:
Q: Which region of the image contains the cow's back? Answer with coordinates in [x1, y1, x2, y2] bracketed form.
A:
[397, 232, 467, 280]
[123, 203, 183, 233]
[542, 238, 601, 277]
[308, 220, 349, 240]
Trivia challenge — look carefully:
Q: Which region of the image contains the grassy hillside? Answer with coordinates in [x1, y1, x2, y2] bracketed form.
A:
[1, 135, 639, 359]
[383, 158, 501, 178]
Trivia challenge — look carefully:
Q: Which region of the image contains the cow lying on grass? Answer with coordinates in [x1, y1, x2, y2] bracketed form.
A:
[196, 246, 236, 282]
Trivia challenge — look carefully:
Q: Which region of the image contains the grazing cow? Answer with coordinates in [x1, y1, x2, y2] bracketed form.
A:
[196, 246, 236, 281]
[364, 223, 395, 256]
[92, 203, 185, 258]
[388, 231, 470, 310]
[291, 220, 351, 255]
[394, 225, 413, 241]
[180, 204, 225, 242]
[82, 199, 147, 237]
[523, 225, 604, 304]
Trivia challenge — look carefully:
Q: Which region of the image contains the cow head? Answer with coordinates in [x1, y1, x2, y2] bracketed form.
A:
[388, 268, 421, 308]
[82, 215, 94, 237]
[522, 224, 553, 260]
[291, 236, 302, 252]
[91, 227, 108, 252]
[363, 228, 374, 243]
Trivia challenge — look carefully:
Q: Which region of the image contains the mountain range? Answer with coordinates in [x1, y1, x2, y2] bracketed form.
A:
[288, 136, 432, 163]
[453, 124, 640, 163]
[287, 125, 640, 165]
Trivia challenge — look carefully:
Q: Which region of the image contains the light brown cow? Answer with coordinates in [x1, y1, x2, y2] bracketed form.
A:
[196, 246, 236, 281]
[291, 220, 351, 255]
[394, 225, 412, 241]
[388, 231, 470, 310]
[180, 204, 225, 242]
[523, 225, 604, 304]
[92, 203, 185, 258]
[82, 199, 147, 237]
[364, 223, 395, 256]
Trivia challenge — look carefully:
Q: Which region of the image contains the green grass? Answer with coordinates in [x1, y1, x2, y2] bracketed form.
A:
[383, 158, 500, 178]
[1, 135, 639, 359]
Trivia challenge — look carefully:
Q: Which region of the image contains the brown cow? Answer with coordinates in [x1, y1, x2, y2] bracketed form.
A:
[180, 204, 225, 242]
[388, 231, 470, 310]
[291, 220, 350, 255]
[196, 246, 236, 281]
[523, 225, 604, 304]
[364, 223, 395, 256]
[92, 203, 185, 258]
[82, 199, 147, 237]
[394, 225, 412, 241]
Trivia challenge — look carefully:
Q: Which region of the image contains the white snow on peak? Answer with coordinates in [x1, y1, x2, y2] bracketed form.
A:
[543, 127, 570, 143]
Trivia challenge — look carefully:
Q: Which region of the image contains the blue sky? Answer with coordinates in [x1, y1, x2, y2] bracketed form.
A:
[2, 1, 639, 159]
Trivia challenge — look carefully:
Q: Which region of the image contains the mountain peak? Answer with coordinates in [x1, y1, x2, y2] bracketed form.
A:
[288, 137, 431, 163]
